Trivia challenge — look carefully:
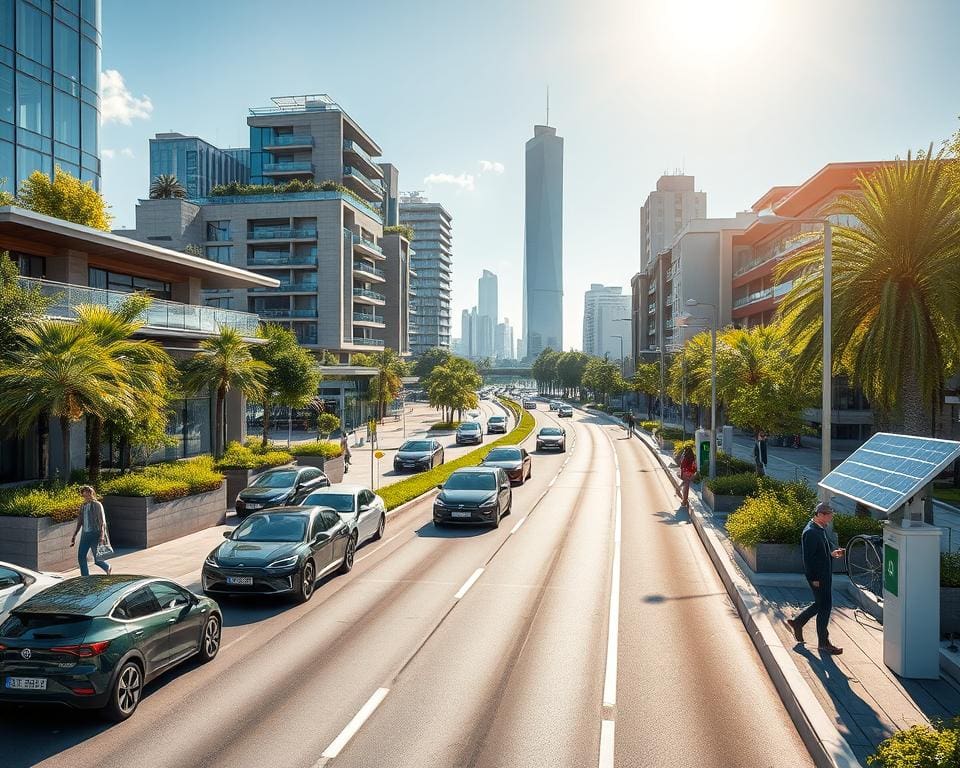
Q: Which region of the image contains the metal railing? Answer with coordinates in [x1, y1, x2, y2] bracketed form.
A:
[247, 253, 318, 266]
[248, 227, 317, 240]
[353, 312, 384, 324]
[353, 261, 385, 278]
[342, 140, 381, 170]
[343, 228, 384, 254]
[343, 165, 384, 193]
[262, 161, 313, 174]
[22, 277, 262, 336]
[264, 134, 314, 148]
[734, 232, 819, 277]
[352, 288, 386, 302]
[256, 308, 317, 318]
[733, 287, 775, 309]
[351, 337, 385, 347]
[251, 281, 318, 293]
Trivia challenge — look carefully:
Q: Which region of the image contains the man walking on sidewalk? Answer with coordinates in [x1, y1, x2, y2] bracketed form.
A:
[625, 412, 635, 438]
[787, 502, 845, 655]
[753, 431, 768, 476]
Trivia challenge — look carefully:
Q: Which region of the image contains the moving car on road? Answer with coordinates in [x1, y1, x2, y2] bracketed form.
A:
[456, 421, 483, 445]
[536, 426, 567, 452]
[549, 400, 563, 411]
[0, 575, 221, 721]
[393, 439, 444, 473]
[558, 405, 573, 418]
[433, 467, 512, 528]
[235, 466, 329, 518]
[523, 399, 538, 410]
[300, 485, 386, 545]
[481, 447, 532, 485]
[0, 561, 62, 625]
[202, 507, 357, 603]
[486, 414, 508, 434]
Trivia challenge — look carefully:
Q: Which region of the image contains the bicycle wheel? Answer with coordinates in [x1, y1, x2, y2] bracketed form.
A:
[846, 534, 883, 596]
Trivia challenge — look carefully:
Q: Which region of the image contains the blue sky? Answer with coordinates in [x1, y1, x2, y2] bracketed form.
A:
[100, 0, 960, 350]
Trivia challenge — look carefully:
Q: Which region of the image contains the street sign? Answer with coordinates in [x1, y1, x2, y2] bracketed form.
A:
[374, 450, 384, 459]
[884, 544, 899, 597]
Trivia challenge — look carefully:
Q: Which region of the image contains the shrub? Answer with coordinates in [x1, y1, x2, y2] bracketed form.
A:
[867, 718, 960, 767]
[943, 552, 960, 589]
[215, 442, 292, 470]
[289, 441, 342, 459]
[716, 453, 756, 475]
[725, 480, 815, 547]
[832, 514, 883, 547]
[101, 456, 223, 501]
[316, 413, 341, 438]
[429, 421, 461, 431]
[0, 484, 85, 523]
[704, 472, 762, 497]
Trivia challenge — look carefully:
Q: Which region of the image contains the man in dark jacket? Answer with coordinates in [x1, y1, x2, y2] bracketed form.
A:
[753, 431, 768, 476]
[786, 502, 845, 654]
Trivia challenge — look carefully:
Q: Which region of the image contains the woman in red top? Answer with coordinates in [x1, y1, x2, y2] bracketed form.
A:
[678, 446, 696, 506]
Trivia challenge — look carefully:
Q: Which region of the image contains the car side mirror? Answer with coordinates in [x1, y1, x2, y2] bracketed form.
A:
[436, 484, 443, 490]
[222, 531, 232, 539]
[312, 532, 330, 545]
[359, 504, 371, 513]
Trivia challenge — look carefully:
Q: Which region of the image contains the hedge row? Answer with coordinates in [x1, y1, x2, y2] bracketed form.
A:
[0, 484, 85, 523]
[287, 441, 342, 459]
[100, 456, 224, 502]
[379, 398, 535, 511]
[216, 441, 293, 470]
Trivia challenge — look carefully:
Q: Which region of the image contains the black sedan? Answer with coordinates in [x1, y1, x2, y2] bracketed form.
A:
[455, 421, 483, 445]
[202, 507, 357, 603]
[393, 439, 444, 473]
[536, 426, 567, 452]
[481, 446, 532, 484]
[234, 466, 329, 517]
[433, 467, 512, 528]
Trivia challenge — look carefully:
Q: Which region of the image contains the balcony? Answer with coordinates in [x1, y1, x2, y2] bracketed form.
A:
[250, 281, 318, 293]
[263, 134, 314, 152]
[248, 227, 317, 241]
[256, 308, 318, 319]
[353, 311, 385, 326]
[352, 287, 386, 304]
[648, 302, 656, 315]
[353, 261, 385, 281]
[733, 287, 775, 309]
[734, 232, 819, 277]
[344, 228, 385, 259]
[342, 165, 384, 201]
[247, 253, 318, 267]
[351, 337, 385, 347]
[262, 161, 314, 177]
[342, 140, 383, 178]
[23, 277, 262, 338]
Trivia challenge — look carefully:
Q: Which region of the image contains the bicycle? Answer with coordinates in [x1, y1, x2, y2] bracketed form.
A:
[845, 534, 884, 597]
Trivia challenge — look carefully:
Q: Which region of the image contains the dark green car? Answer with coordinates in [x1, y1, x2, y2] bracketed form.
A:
[0, 575, 221, 721]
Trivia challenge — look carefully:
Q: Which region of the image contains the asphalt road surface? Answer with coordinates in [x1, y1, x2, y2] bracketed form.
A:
[0, 407, 813, 768]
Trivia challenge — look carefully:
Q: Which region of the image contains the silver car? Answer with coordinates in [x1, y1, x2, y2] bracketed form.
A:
[301, 484, 387, 545]
[0, 561, 63, 625]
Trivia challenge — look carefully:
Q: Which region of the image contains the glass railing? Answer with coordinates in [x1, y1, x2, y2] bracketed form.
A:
[733, 287, 775, 309]
[251, 281, 318, 292]
[262, 161, 313, 174]
[22, 277, 262, 336]
[352, 288, 386, 302]
[734, 232, 819, 277]
[256, 308, 317, 318]
[353, 312, 384, 324]
[247, 253, 318, 266]
[343, 165, 384, 193]
[342, 140, 382, 170]
[353, 261, 385, 278]
[351, 337, 385, 347]
[295, 332, 319, 344]
[248, 227, 317, 240]
[648, 303, 656, 314]
[264, 134, 314, 147]
[343, 228, 384, 254]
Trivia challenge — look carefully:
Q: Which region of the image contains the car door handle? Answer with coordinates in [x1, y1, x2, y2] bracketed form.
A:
[167, 618, 176, 624]
[133, 630, 144, 637]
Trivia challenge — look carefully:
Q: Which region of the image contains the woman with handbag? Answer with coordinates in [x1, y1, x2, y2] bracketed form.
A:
[678, 447, 697, 507]
[71, 486, 112, 576]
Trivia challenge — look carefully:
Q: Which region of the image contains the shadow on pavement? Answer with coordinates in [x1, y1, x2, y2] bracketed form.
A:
[654, 507, 690, 525]
[217, 595, 299, 627]
[415, 521, 492, 539]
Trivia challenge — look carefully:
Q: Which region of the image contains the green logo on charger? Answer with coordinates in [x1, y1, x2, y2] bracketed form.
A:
[884, 544, 899, 597]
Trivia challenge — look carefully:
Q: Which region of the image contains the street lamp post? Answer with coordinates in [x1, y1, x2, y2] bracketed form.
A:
[757, 211, 833, 499]
[612, 334, 624, 410]
[683, 299, 718, 479]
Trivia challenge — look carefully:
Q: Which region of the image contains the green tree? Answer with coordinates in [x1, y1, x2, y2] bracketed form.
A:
[532, 348, 561, 394]
[581, 357, 620, 406]
[17, 167, 112, 231]
[316, 412, 341, 440]
[424, 356, 481, 422]
[350, 352, 375, 367]
[413, 347, 451, 379]
[180, 328, 269, 458]
[632, 361, 661, 418]
[0, 254, 53, 363]
[557, 351, 590, 399]
[776, 150, 960, 435]
[367, 348, 407, 421]
[317, 350, 340, 366]
[149, 174, 187, 199]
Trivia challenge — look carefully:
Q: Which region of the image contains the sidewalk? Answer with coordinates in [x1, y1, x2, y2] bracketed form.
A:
[602, 410, 960, 768]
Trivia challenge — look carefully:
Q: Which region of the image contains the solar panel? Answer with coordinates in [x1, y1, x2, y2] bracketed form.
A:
[820, 432, 960, 514]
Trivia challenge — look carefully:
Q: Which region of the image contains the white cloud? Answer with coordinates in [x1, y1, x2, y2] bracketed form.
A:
[101, 149, 115, 160]
[120, 148, 135, 158]
[424, 172, 475, 192]
[479, 160, 505, 174]
[100, 69, 153, 125]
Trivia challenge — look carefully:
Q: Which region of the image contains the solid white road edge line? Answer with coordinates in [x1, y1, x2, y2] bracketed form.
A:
[510, 516, 528, 535]
[318, 687, 390, 761]
[598, 719, 615, 768]
[454, 567, 485, 600]
[602, 436, 622, 709]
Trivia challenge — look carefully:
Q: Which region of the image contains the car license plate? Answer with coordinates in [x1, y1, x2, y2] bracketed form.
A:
[245, 503, 262, 510]
[5, 677, 46, 691]
[451, 511, 472, 518]
[226, 576, 253, 585]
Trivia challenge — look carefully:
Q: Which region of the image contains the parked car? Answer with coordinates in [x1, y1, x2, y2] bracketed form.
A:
[202, 506, 356, 603]
[536, 426, 567, 452]
[486, 414, 508, 434]
[300, 485, 386, 545]
[0, 575, 221, 721]
[523, 400, 538, 410]
[393, 439, 444, 472]
[456, 421, 483, 445]
[235, 466, 329, 518]
[0, 561, 62, 625]
[433, 467, 512, 528]
[481, 446, 532, 485]
[558, 405, 573, 418]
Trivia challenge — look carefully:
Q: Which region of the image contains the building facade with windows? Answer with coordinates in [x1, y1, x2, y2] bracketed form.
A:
[399, 192, 453, 354]
[639, 174, 706, 271]
[582, 284, 631, 361]
[149, 133, 249, 199]
[1, 0, 102, 194]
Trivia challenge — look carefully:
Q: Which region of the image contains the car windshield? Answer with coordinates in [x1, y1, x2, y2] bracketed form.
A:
[540, 428, 563, 436]
[459, 423, 480, 430]
[488, 416, 505, 422]
[253, 470, 298, 488]
[302, 493, 355, 512]
[401, 441, 433, 452]
[485, 449, 521, 461]
[232, 514, 307, 542]
[445, 472, 497, 491]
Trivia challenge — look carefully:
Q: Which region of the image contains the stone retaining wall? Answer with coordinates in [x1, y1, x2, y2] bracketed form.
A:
[702, 486, 746, 517]
[0, 515, 77, 571]
[103, 484, 227, 549]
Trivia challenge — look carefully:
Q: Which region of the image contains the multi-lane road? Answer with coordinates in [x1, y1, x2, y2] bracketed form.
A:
[0, 407, 813, 768]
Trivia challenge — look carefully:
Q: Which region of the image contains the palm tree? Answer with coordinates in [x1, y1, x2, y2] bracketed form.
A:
[180, 328, 269, 457]
[0, 322, 131, 479]
[149, 174, 187, 200]
[367, 348, 406, 421]
[776, 151, 960, 435]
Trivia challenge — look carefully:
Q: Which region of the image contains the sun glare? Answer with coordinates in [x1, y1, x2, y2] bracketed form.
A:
[657, 0, 772, 55]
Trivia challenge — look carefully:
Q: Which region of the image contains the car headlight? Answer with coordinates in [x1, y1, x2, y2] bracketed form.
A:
[479, 498, 498, 509]
[434, 498, 447, 508]
[204, 553, 219, 568]
[266, 555, 299, 570]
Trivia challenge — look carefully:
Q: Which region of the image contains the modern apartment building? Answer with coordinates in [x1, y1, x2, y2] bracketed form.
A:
[1, 0, 102, 193]
[477, 268, 498, 358]
[639, 174, 706, 270]
[582, 284, 631, 361]
[399, 192, 453, 354]
[523, 124, 564, 359]
[149, 133, 249, 198]
[495, 319, 515, 361]
[125, 95, 411, 359]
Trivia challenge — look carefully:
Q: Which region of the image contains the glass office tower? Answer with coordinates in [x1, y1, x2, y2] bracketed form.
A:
[0, 0, 102, 194]
[149, 133, 249, 198]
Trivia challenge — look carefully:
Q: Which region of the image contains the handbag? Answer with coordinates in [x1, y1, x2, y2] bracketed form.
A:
[96, 540, 113, 559]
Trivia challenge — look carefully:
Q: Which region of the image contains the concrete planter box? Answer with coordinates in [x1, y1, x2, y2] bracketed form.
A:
[103, 484, 227, 549]
[702, 486, 746, 517]
[222, 464, 294, 509]
[0, 515, 77, 571]
[733, 540, 845, 575]
[943, 587, 960, 636]
[292, 454, 345, 484]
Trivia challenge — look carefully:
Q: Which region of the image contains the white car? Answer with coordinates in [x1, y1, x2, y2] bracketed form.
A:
[0, 561, 63, 625]
[300, 484, 387, 545]
[466, 409, 482, 422]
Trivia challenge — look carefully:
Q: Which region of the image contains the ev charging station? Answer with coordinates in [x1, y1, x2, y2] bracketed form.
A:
[695, 428, 711, 475]
[820, 433, 960, 679]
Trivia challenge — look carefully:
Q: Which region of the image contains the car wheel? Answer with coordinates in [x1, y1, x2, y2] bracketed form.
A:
[199, 614, 221, 663]
[491, 507, 501, 529]
[102, 660, 143, 722]
[295, 560, 316, 604]
[339, 535, 357, 574]
[527, 465, 532, 480]
[373, 514, 385, 541]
